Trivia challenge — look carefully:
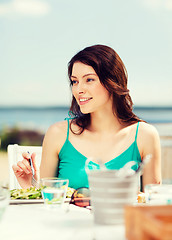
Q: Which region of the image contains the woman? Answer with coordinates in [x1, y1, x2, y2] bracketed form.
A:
[12, 44, 161, 191]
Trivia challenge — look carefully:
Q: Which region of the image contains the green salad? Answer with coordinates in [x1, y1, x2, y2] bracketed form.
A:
[10, 187, 75, 200]
[10, 187, 42, 200]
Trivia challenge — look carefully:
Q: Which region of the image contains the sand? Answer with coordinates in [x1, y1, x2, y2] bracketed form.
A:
[0, 152, 9, 183]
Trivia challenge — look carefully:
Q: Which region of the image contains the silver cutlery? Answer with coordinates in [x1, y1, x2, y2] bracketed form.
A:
[27, 151, 40, 188]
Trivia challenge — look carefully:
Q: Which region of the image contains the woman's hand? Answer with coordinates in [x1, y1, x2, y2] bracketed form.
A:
[12, 152, 39, 189]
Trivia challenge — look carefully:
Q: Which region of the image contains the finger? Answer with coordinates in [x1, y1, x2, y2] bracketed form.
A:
[22, 152, 30, 160]
[31, 152, 39, 173]
[22, 159, 32, 172]
[12, 164, 26, 178]
[17, 161, 32, 175]
[12, 164, 23, 173]
[22, 152, 33, 171]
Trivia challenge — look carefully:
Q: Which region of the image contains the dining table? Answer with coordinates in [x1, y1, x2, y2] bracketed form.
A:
[0, 201, 126, 240]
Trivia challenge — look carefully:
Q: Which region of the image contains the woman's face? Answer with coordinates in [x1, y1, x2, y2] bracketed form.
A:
[71, 62, 112, 114]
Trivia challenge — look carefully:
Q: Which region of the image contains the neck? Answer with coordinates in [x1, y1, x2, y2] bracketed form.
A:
[89, 108, 122, 133]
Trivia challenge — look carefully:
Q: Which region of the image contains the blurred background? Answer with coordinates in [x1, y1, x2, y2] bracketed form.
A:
[0, 0, 172, 181]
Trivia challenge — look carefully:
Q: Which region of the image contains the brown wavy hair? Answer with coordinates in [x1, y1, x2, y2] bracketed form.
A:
[68, 44, 141, 134]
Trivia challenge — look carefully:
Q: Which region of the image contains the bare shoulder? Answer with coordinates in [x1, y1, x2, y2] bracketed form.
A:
[46, 121, 68, 137]
[137, 122, 160, 157]
[43, 120, 68, 152]
[138, 122, 159, 139]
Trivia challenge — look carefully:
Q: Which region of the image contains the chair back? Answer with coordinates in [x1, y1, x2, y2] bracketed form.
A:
[8, 144, 42, 190]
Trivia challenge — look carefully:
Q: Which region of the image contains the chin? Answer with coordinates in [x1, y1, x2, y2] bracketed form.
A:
[80, 109, 90, 114]
[79, 106, 91, 114]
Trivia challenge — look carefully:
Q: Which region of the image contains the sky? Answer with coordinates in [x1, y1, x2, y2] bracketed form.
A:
[0, 0, 172, 107]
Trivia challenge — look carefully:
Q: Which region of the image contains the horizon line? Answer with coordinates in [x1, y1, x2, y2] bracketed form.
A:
[0, 105, 172, 110]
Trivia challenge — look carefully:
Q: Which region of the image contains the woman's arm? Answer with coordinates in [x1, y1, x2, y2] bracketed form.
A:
[40, 121, 67, 178]
[138, 122, 162, 190]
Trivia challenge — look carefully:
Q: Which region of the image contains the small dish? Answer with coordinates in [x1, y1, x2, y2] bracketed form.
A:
[10, 198, 71, 205]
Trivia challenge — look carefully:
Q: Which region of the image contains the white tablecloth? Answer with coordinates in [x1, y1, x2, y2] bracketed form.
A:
[0, 203, 126, 240]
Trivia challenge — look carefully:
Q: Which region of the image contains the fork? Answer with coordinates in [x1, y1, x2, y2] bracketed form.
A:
[27, 151, 40, 189]
[31, 176, 40, 189]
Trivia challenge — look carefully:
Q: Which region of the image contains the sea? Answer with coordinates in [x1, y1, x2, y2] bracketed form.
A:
[0, 106, 172, 136]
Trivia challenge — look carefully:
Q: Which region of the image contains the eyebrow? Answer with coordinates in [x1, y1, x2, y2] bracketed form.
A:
[71, 73, 97, 79]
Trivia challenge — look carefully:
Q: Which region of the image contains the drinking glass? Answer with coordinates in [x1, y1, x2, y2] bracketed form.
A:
[145, 184, 172, 205]
[40, 178, 69, 209]
[0, 186, 9, 221]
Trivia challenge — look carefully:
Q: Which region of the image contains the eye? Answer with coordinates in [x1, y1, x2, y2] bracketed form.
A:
[71, 80, 78, 85]
[87, 78, 94, 82]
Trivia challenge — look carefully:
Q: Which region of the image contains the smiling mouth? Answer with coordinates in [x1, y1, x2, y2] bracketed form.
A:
[79, 97, 92, 104]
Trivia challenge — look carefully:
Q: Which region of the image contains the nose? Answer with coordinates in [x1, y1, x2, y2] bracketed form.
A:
[77, 82, 86, 94]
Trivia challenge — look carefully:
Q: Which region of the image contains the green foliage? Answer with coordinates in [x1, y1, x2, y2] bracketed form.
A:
[0, 126, 44, 151]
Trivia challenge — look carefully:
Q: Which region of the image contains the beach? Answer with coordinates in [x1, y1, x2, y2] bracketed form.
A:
[0, 152, 9, 183]
[0, 122, 172, 184]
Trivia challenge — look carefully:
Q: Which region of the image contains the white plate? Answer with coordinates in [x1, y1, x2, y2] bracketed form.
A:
[10, 199, 44, 204]
[10, 198, 71, 205]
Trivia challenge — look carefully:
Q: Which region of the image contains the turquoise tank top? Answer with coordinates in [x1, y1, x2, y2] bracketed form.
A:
[57, 119, 141, 189]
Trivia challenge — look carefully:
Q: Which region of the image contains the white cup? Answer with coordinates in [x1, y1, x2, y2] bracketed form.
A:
[0, 186, 9, 221]
[88, 170, 139, 225]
